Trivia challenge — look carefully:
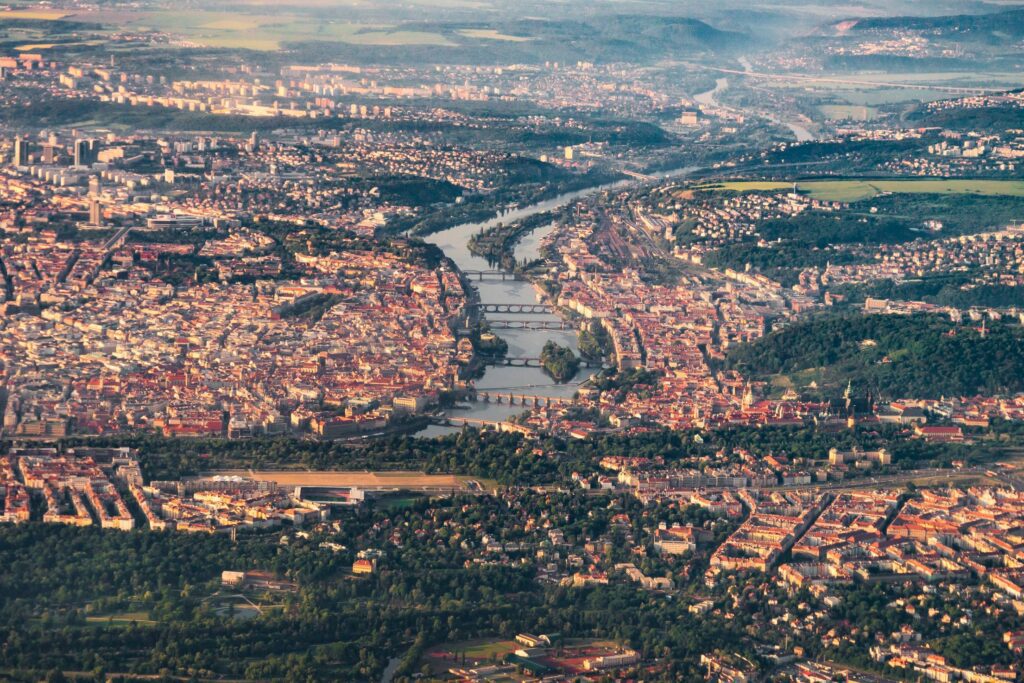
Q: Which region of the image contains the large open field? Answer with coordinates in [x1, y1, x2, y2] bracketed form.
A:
[457, 28, 532, 42]
[818, 104, 879, 121]
[745, 70, 1024, 106]
[0, 9, 69, 20]
[52, 9, 456, 50]
[214, 470, 480, 490]
[702, 179, 1024, 202]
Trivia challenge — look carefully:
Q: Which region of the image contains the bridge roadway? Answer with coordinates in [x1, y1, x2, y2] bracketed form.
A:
[484, 356, 602, 369]
[431, 416, 534, 434]
[620, 169, 657, 182]
[102, 225, 133, 251]
[461, 270, 524, 281]
[470, 391, 576, 407]
[487, 319, 574, 330]
[469, 302, 554, 314]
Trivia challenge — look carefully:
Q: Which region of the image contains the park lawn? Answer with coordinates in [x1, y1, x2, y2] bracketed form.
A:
[435, 638, 518, 660]
[85, 611, 157, 627]
[773, 367, 838, 396]
[767, 373, 796, 396]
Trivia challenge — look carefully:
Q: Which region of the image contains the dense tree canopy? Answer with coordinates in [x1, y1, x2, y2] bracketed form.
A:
[726, 312, 1024, 398]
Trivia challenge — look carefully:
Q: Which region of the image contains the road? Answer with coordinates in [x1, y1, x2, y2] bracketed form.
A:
[380, 656, 401, 683]
[581, 466, 997, 497]
[704, 65, 1004, 95]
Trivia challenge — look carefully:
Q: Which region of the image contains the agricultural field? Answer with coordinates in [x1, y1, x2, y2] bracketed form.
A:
[48, 9, 456, 50]
[755, 70, 1024, 106]
[839, 88, 956, 106]
[818, 103, 879, 121]
[702, 179, 1024, 202]
[0, 8, 69, 20]
[0, 16, 109, 48]
[13, 39, 105, 50]
[458, 28, 532, 42]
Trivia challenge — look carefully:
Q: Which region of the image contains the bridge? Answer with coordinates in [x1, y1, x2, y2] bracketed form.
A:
[430, 416, 533, 434]
[484, 356, 602, 369]
[462, 270, 524, 281]
[471, 391, 576, 407]
[620, 169, 657, 182]
[470, 302, 554, 315]
[102, 225, 132, 251]
[488, 319, 574, 330]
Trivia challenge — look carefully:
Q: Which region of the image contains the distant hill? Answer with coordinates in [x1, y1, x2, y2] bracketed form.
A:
[844, 9, 1024, 40]
[286, 15, 752, 65]
[909, 103, 1024, 132]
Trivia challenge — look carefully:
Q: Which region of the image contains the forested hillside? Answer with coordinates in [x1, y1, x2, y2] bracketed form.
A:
[726, 313, 1024, 398]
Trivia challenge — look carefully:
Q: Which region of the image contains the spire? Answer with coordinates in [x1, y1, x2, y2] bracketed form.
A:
[742, 381, 754, 409]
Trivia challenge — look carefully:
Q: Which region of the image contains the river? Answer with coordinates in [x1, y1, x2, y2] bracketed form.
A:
[694, 77, 729, 107]
[693, 75, 815, 142]
[416, 168, 696, 436]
